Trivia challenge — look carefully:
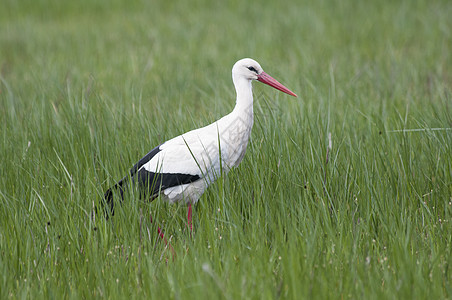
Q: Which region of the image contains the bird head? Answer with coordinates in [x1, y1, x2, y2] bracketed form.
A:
[232, 58, 297, 97]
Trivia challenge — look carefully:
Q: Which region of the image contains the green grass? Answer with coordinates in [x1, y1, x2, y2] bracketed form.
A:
[1, 0, 451, 298]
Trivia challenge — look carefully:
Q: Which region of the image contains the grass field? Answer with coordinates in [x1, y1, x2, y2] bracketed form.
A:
[1, 0, 451, 298]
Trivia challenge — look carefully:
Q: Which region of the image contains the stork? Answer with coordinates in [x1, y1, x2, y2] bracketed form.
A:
[103, 58, 297, 232]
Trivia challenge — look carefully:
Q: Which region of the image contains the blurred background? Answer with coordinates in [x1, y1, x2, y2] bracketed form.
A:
[1, 0, 451, 298]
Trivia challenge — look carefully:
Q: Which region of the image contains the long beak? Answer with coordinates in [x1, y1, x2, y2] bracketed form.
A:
[257, 72, 297, 97]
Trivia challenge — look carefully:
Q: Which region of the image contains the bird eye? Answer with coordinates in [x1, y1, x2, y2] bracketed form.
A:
[247, 66, 258, 73]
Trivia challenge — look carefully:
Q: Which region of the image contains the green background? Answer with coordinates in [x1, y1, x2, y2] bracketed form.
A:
[1, 0, 451, 298]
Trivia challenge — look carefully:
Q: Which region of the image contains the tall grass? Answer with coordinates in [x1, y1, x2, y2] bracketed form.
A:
[1, 0, 451, 298]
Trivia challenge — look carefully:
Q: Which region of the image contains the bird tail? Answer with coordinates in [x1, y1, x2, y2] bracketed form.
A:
[101, 177, 127, 218]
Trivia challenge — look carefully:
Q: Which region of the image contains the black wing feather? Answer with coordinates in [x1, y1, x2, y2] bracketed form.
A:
[102, 143, 200, 217]
[129, 144, 162, 176]
[102, 144, 162, 217]
[135, 168, 200, 197]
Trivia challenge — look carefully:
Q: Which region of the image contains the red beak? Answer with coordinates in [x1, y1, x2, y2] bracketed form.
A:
[257, 72, 297, 97]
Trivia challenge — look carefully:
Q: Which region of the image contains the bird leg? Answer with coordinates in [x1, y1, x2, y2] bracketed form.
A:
[150, 214, 175, 258]
[187, 203, 193, 232]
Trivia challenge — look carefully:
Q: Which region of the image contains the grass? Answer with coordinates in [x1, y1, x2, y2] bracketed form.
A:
[1, 0, 451, 298]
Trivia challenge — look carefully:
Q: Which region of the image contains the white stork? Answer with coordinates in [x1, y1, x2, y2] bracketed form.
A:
[103, 58, 297, 230]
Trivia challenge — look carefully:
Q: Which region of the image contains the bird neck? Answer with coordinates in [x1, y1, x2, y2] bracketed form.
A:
[232, 75, 254, 114]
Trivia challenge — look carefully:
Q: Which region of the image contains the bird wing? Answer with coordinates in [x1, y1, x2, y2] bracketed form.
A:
[133, 122, 224, 196]
[143, 124, 222, 178]
[129, 144, 162, 177]
[104, 117, 232, 212]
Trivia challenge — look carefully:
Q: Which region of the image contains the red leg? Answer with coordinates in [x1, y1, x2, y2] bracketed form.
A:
[150, 214, 175, 258]
[187, 202, 193, 232]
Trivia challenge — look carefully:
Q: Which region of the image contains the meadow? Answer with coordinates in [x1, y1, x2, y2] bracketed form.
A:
[1, 0, 451, 298]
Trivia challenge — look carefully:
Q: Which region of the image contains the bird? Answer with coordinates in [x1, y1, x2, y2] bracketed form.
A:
[103, 58, 297, 231]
